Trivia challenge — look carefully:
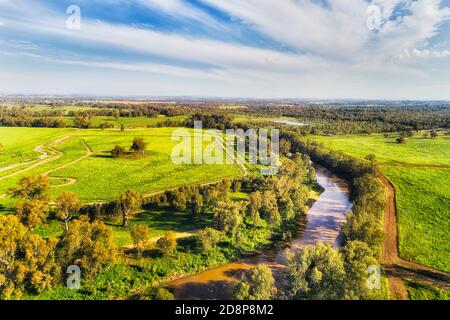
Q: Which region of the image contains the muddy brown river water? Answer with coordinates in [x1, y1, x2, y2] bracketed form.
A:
[170, 165, 352, 300]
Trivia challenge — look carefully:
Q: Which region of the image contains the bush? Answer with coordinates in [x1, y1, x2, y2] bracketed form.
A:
[157, 231, 177, 255]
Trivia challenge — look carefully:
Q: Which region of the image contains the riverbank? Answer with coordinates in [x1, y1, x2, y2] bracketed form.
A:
[169, 165, 352, 300]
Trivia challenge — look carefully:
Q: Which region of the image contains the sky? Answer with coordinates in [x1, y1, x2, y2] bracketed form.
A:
[0, 0, 450, 100]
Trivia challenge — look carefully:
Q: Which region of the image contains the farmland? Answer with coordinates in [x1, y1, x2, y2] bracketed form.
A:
[0, 127, 242, 207]
[310, 133, 450, 273]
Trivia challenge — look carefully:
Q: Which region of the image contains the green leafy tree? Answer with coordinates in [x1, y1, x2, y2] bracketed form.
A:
[12, 175, 49, 201]
[118, 190, 142, 227]
[246, 191, 262, 224]
[57, 216, 117, 278]
[130, 225, 150, 257]
[341, 241, 381, 300]
[111, 145, 126, 158]
[235, 264, 276, 300]
[396, 137, 406, 144]
[284, 242, 346, 300]
[157, 231, 177, 255]
[21, 235, 61, 294]
[130, 137, 147, 155]
[261, 191, 280, 225]
[0, 215, 27, 299]
[308, 166, 317, 183]
[198, 228, 222, 253]
[55, 192, 80, 232]
[364, 154, 377, 164]
[213, 201, 242, 237]
[15, 199, 49, 230]
[190, 193, 203, 215]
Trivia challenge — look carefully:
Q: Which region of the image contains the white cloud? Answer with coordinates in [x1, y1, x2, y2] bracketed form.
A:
[0, 0, 449, 99]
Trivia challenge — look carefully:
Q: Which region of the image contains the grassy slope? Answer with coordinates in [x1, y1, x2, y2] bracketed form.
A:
[310, 134, 450, 273]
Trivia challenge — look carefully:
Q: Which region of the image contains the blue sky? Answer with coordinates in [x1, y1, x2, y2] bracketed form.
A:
[0, 0, 450, 99]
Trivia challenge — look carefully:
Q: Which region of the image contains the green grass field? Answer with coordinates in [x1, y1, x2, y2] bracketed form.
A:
[383, 166, 450, 272]
[0, 127, 75, 168]
[310, 133, 450, 273]
[0, 127, 242, 207]
[406, 281, 450, 300]
[312, 134, 450, 166]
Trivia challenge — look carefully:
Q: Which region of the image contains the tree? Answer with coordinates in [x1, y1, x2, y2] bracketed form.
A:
[12, 175, 49, 201]
[213, 201, 242, 237]
[396, 137, 406, 144]
[278, 195, 295, 221]
[308, 166, 317, 182]
[118, 190, 141, 227]
[0, 215, 27, 298]
[130, 137, 147, 155]
[290, 185, 308, 215]
[74, 116, 91, 129]
[157, 231, 177, 255]
[364, 154, 377, 164]
[341, 241, 380, 300]
[111, 145, 126, 158]
[246, 191, 262, 224]
[284, 242, 346, 300]
[15, 199, 49, 230]
[130, 225, 150, 257]
[198, 228, 222, 253]
[261, 191, 280, 225]
[235, 264, 276, 300]
[190, 193, 203, 215]
[55, 192, 80, 232]
[279, 138, 292, 156]
[113, 109, 120, 119]
[57, 216, 117, 278]
[21, 235, 61, 294]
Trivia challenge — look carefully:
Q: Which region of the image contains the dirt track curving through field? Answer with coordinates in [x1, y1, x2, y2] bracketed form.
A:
[0, 135, 73, 182]
[43, 139, 93, 188]
[379, 174, 450, 299]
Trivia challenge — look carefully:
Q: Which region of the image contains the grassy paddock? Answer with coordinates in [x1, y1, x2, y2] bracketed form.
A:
[309, 134, 450, 273]
[406, 281, 450, 300]
[0, 127, 242, 208]
[311, 134, 450, 166]
[383, 166, 450, 272]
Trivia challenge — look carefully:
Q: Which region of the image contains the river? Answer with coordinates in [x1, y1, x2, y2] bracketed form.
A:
[170, 165, 352, 300]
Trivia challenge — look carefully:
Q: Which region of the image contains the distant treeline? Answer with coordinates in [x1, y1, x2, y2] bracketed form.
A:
[2, 101, 449, 133]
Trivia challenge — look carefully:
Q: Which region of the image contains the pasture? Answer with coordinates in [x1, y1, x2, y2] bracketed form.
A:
[311, 134, 450, 166]
[0, 127, 242, 207]
[310, 133, 450, 273]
